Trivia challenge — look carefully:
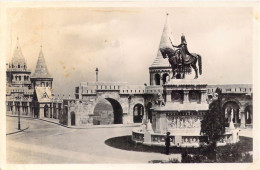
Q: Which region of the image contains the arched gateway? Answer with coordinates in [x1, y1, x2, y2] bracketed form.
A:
[92, 97, 123, 125]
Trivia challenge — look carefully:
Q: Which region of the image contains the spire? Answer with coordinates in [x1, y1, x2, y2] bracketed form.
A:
[151, 13, 173, 68]
[31, 46, 52, 79]
[11, 37, 26, 66]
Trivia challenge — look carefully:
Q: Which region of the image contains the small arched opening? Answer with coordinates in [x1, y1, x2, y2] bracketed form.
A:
[245, 105, 253, 124]
[133, 104, 144, 123]
[154, 74, 161, 85]
[71, 111, 76, 126]
[162, 73, 169, 85]
[44, 104, 49, 118]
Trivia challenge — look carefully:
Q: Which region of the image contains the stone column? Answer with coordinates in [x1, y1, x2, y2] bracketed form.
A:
[183, 90, 189, 104]
[201, 90, 207, 104]
[39, 104, 44, 118]
[166, 90, 171, 102]
[160, 73, 163, 86]
[240, 111, 246, 128]
[50, 103, 53, 118]
[67, 107, 71, 126]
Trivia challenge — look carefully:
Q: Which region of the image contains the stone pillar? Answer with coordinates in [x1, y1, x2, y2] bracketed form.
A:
[50, 103, 53, 118]
[155, 112, 167, 133]
[201, 90, 207, 104]
[160, 74, 163, 86]
[183, 90, 189, 104]
[166, 90, 171, 102]
[175, 136, 182, 146]
[39, 104, 44, 118]
[240, 111, 246, 128]
[67, 106, 71, 126]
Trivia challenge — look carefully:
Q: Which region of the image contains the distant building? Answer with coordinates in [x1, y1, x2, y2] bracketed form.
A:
[6, 39, 63, 119]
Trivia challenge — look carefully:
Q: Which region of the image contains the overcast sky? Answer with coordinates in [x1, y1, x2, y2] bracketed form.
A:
[6, 7, 253, 96]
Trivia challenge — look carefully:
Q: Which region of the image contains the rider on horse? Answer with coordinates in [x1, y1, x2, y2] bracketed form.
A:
[170, 34, 196, 64]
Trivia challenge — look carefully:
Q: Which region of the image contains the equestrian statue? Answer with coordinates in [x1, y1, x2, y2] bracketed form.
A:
[160, 34, 202, 79]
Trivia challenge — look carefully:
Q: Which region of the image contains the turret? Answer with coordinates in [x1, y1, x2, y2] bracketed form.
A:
[149, 13, 172, 85]
[30, 46, 53, 89]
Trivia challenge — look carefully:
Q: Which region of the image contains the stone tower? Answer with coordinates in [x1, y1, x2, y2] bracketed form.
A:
[30, 47, 53, 89]
[6, 38, 34, 115]
[31, 47, 53, 118]
[6, 39, 33, 97]
[149, 14, 172, 86]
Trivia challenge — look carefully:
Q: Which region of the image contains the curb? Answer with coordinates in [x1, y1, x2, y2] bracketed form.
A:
[7, 114, 141, 129]
[37, 118, 141, 129]
[6, 114, 34, 119]
[6, 126, 29, 136]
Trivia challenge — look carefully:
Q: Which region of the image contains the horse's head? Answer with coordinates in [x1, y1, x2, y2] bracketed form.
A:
[160, 47, 175, 59]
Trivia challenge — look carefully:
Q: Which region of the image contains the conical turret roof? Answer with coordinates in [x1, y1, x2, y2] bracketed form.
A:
[151, 14, 173, 68]
[32, 47, 52, 79]
[11, 38, 26, 66]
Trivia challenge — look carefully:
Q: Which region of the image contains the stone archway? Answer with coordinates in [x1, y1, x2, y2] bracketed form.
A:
[245, 105, 253, 124]
[223, 101, 240, 124]
[133, 103, 144, 123]
[93, 98, 123, 125]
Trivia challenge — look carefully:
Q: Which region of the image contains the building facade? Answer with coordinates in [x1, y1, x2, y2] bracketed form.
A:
[6, 40, 63, 120]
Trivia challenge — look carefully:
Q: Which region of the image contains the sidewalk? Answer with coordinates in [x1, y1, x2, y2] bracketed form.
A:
[38, 117, 141, 129]
[6, 116, 30, 135]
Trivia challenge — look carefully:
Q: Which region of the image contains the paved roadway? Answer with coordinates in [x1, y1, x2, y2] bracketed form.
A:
[6, 117, 176, 164]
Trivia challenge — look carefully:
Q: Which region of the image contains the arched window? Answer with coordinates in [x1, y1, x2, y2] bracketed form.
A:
[46, 82, 49, 87]
[133, 104, 144, 123]
[24, 75, 26, 81]
[154, 74, 160, 85]
[162, 73, 169, 85]
[19, 76, 21, 81]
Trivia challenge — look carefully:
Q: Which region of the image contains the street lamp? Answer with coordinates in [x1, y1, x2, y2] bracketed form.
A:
[18, 97, 21, 130]
[95, 68, 99, 82]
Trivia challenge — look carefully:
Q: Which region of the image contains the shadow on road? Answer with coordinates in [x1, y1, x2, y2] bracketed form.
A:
[105, 135, 253, 155]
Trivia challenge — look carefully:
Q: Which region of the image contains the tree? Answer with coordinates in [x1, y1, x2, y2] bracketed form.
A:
[200, 88, 226, 160]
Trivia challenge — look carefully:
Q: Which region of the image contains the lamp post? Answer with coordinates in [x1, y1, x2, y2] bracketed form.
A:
[95, 68, 99, 82]
[12, 96, 14, 115]
[18, 97, 21, 130]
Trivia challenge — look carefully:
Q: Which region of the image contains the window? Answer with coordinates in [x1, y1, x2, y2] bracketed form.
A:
[154, 74, 160, 85]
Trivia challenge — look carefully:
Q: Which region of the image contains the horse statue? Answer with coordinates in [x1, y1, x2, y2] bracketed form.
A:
[160, 35, 202, 79]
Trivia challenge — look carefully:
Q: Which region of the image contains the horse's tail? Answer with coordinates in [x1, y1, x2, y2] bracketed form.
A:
[197, 54, 202, 75]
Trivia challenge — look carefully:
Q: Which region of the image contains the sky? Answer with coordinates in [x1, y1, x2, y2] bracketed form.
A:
[6, 7, 253, 96]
